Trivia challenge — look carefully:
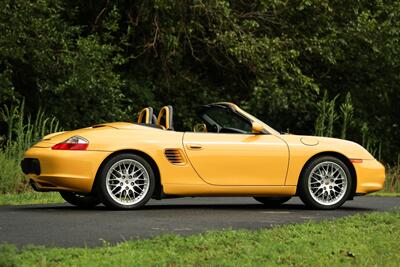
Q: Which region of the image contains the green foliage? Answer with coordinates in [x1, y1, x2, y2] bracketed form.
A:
[0, 245, 17, 267]
[1, 211, 399, 266]
[0, 0, 399, 161]
[360, 122, 382, 161]
[0, 152, 22, 194]
[0, 192, 63, 205]
[50, 35, 126, 127]
[385, 155, 400, 193]
[0, 0, 125, 129]
[0, 101, 61, 159]
[315, 91, 339, 137]
[340, 92, 354, 139]
[0, 101, 61, 193]
[313, 92, 384, 160]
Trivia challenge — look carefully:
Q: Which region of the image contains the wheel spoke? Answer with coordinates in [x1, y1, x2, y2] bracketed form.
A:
[109, 183, 118, 188]
[130, 164, 139, 175]
[110, 172, 120, 180]
[133, 187, 140, 195]
[312, 173, 323, 179]
[112, 186, 122, 195]
[126, 190, 132, 201]
[133, 169, 143, 178]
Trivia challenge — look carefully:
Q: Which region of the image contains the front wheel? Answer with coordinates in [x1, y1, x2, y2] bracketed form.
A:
[97, 153, 155, 209]
[253, 197, 291, 207]
[298, 156, 353, 210]
[59, 191, 101, 208]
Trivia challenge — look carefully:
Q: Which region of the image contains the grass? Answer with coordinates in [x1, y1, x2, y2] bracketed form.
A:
[369, 192, 400, 197]
[0, 152, 24, 194]
[0, 192, 64, 206]
[0, 211, 399, 267]
[384, 155, 400, 193]
[0, 101, 61, 194]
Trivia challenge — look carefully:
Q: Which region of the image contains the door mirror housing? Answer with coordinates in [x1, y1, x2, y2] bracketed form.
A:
[251, 121, 265, 133]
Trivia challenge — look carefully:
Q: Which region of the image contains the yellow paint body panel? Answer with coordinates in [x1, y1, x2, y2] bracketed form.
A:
[279, 134, 384, 193]
[353, 159, 385, 193]
[24, 147, 110, 192]
[23, 103, 385, 197]
[183, 133, 289, 185]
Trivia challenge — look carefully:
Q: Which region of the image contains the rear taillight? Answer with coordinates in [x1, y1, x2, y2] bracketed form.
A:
[52, 136, 89, 150]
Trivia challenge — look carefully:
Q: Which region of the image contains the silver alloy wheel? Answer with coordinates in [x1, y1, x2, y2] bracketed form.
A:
[105, 159, 150, 206]
[308, 161, 348, 206]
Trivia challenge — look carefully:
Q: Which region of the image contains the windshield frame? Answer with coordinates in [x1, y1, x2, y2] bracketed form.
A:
[195, 103, 280, 135]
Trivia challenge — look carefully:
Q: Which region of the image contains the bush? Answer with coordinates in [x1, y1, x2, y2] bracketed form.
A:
[1, 1, 399, 162]
[0, 152, 23, 194]
[385, 155, 400, 193]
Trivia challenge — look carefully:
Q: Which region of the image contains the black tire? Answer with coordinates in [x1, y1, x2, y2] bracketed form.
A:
[298, 156, 353, 210]
[96, 153, 155, 210]
[59, 191, 101, 208]
[253, 197, 291, 207]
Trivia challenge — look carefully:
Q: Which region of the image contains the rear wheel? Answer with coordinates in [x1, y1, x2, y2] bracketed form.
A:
[59, 191, 100, 208]
[97, 153, 155, 209]
[253, 197, 291, 207]
[298, 156, 352, 210]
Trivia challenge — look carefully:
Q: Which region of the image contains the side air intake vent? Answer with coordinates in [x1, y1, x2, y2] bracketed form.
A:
[164, 149, 185, 165]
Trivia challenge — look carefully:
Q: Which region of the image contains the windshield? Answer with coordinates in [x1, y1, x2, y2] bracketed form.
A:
[232, 104, 280, 135]
[199, 106, 252, 133]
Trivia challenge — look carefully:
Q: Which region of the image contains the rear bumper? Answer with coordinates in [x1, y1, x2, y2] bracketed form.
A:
[354, 159, 385, 194]
[22, 147, 111, 193]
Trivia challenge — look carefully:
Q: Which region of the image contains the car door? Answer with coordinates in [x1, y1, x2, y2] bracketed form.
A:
[183, 132, 289, 186]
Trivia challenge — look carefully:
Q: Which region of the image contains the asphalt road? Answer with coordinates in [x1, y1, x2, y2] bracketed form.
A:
[0, 196, 399, 248]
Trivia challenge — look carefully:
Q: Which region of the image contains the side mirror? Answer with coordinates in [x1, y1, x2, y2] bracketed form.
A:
[252, 121, 264, 133]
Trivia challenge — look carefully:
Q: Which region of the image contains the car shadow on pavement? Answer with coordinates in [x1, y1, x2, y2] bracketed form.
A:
[15, 203, 375, 212]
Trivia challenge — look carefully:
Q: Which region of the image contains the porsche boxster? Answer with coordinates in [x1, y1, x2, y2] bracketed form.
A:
[21, 102, 385, 210]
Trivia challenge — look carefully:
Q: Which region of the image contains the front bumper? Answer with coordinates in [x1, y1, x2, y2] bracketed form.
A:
[354, 159, 385, 194]
[22, 147, 111, 193]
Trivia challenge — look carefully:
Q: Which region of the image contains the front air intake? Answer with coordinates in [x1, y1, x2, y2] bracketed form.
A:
[164, 149, 186, 165]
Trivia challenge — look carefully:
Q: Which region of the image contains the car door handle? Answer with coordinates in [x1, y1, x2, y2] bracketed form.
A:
[187, 144, 203, 150]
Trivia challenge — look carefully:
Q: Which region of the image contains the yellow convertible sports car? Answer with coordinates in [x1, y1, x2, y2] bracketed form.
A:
[21, 102, 385, 210]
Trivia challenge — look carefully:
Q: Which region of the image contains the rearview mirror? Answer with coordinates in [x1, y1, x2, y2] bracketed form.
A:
[252, 122, 264, 133]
